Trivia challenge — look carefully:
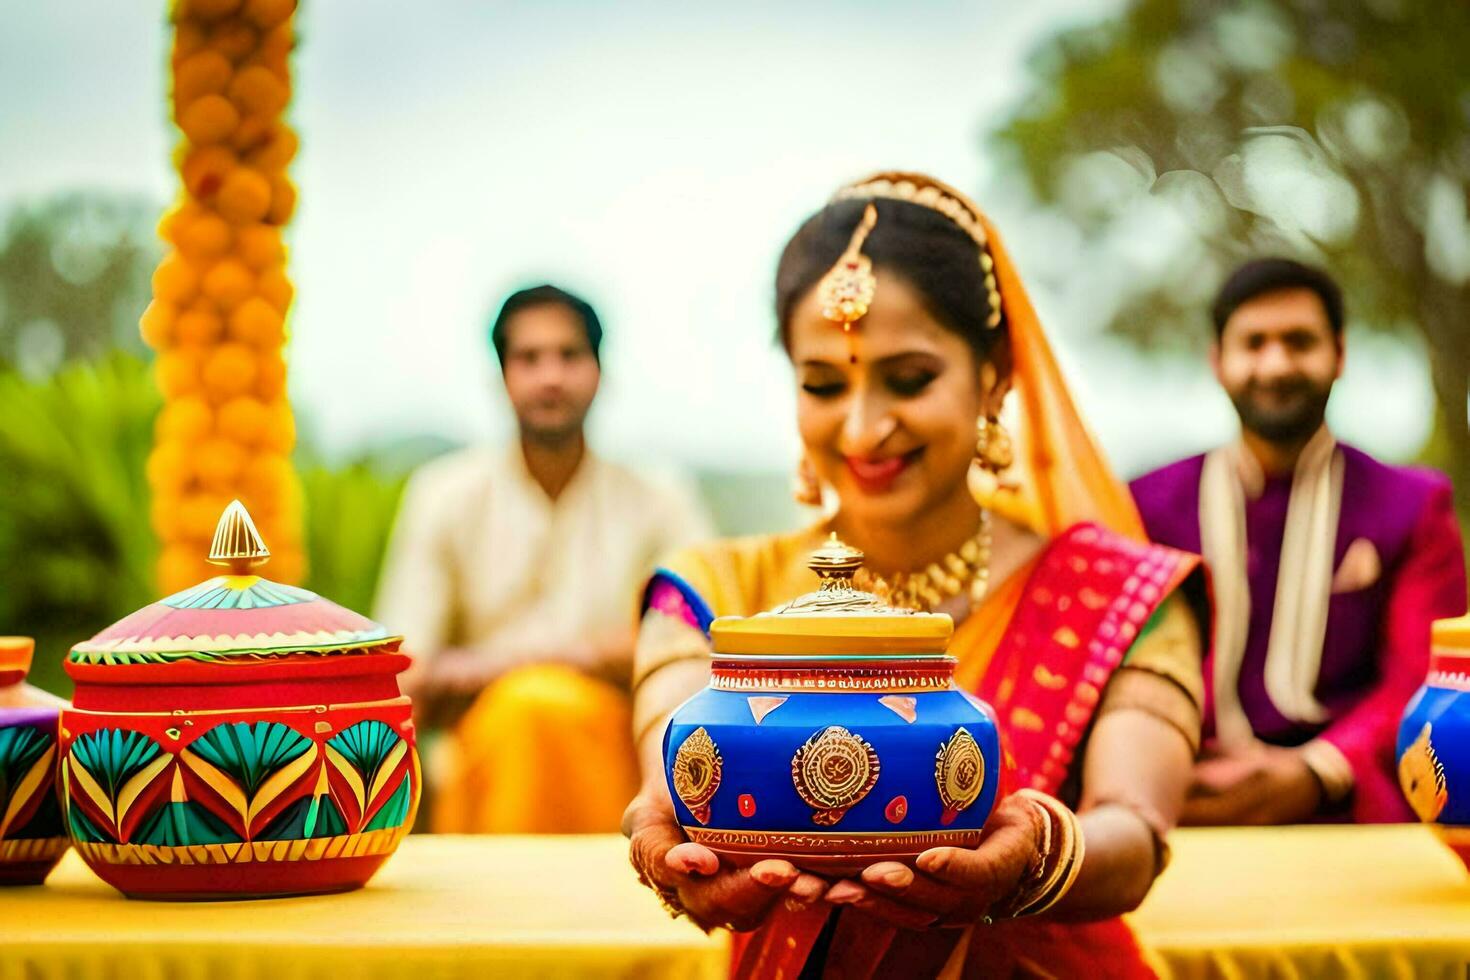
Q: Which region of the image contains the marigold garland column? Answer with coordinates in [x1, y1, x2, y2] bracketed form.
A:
[139, 0, 305, 594]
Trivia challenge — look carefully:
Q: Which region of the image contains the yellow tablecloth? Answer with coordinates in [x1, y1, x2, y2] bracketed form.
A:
[1, 826, 1465, 979]
[1131, 825, 1470, 979]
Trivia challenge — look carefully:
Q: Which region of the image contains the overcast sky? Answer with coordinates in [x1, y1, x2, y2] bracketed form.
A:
[1, 0, 1435, 479]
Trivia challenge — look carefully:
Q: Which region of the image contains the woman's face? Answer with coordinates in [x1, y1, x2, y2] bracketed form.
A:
[788, 272, 996, 531]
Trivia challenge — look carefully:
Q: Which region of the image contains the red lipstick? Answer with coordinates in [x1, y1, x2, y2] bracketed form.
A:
[844, 451, 917, 494]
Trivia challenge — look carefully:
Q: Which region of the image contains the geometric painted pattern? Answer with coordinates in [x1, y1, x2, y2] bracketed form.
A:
[0, 723, 61, 841]
[62, 720, 417, 863]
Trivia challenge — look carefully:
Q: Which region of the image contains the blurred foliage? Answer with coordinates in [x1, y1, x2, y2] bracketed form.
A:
[299, 458, 410, 619]
[0, 349, 417, 696]
[0, 192, 417, 695]
[0, 355, 160, 695]
[996, 0, 1470, 519]
[0, 194, 157, 376]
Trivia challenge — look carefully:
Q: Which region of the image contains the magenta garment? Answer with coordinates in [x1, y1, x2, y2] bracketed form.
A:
[1131, 444, 1467, 822]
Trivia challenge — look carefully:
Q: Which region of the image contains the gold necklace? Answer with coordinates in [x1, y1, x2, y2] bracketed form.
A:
[852, 511, 993, 612]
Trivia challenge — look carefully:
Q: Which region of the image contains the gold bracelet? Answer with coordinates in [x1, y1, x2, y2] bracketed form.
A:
[995, 789, 1085, 919]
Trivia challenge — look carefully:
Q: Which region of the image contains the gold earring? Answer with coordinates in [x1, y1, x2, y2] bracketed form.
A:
[793, 455, 823, 507]
[967, 416, 1013, 504]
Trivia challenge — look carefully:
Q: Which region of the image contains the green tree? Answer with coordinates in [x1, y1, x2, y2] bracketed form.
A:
[0, 193, 157, 376]
[996, 0, 1470, 516]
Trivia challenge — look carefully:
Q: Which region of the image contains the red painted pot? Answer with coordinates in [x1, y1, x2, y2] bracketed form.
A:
[57, 503, 419, 900]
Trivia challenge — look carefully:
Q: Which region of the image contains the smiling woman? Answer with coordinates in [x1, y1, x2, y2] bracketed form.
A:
[624, 173, 1212, 979]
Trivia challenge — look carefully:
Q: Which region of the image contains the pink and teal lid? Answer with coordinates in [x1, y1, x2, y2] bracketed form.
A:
[69, 501, 400, 667]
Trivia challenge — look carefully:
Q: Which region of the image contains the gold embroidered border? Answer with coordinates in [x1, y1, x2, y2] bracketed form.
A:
[74, 825, 409, 867]
[710, 672, 951, 693]
[684, 826, 982, 855]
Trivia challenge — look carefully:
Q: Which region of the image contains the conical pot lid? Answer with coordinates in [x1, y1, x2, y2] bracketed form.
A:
[70, 501, 399, 666]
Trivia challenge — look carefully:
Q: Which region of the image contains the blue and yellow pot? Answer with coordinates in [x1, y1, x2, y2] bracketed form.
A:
[1398, 614, 1470, 872]
[663, 537, 1001, 875]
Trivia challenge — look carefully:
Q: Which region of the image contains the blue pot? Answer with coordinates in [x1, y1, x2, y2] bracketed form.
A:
[662, 537, 1002, 874]
[1397, 615, 1470, 871]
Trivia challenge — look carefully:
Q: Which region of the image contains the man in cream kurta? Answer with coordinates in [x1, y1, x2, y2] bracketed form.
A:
[378, 443, 709, 690]
[375, 285, 713, 832]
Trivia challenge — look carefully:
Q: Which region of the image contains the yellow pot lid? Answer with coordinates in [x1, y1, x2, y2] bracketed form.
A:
[710, 535, 953, 656]
[1432, 615, 1470, 652]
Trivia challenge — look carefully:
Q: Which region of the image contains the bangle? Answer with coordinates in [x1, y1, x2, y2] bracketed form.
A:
[993, 789, 1086, 919]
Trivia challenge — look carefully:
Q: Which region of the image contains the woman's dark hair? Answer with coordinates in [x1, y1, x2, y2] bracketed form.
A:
[489, 283, 603, 364]
[774, 197, 1004, 363]
[1211, 258, 1344, 338]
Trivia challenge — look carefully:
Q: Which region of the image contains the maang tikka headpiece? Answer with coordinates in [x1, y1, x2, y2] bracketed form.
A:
[816, 202, 879, 333]
[832, 175, 1003, 331]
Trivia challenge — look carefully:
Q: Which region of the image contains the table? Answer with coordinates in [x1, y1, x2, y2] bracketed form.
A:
[1131, 825, 1470, 979]
[2, 826, 1466, 979]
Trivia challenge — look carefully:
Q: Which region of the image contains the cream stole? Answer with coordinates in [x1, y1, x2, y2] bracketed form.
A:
[1199, 427, 1343, 747]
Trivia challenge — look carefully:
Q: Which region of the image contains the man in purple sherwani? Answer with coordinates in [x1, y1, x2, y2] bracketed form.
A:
[1132, 258, 1466, 824]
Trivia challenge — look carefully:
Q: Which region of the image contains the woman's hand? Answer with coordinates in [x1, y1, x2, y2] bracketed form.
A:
[822, 792, 1043, 930]
[623, 782, 829, 932]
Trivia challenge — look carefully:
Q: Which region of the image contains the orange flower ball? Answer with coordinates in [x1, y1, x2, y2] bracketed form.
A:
[156, 202, 193, 245]
[228, 296, 285, 346]
[230, 113, 274, 154]
[139, 300, 177, 349]
[244, 0, 295, 30]
[152, 253, 200, 305]
[173, 22, 209, 65]
[256, 265, 293, 313]
[264, 547, 305, 586]
[180, 491, 235, 541]
[242, 451, 296, 506]
[255, 350, 288, 399]
[158, 543, 213, 596]
[260, 400, 296, 454]
[235, 224, 283, 269]
[185, 0, 244, 22]
[156, 396, 214, 444]
[173, 50, 232, 104]
[228, 64, 287, 116]
[178, 93, 240, 145]
[194, 437, 249, 491]
[176, 302, 225, 346]
[265, 175, 296, 225]
[216, 395, 269, 445]
[245, 123, 297, 171]
[156, 349, 205, 399]
[254, 517, 302, 556]
[201, 258, 254, 309]
[181, 144, 238, 199]
[208, 19, 258, 62]
[150, 492, 188, 541]
[177, 210, 233, 259]
[146, 440, 193, 492]
[215, 166, 272, 223]
[201, 342, 260, 401]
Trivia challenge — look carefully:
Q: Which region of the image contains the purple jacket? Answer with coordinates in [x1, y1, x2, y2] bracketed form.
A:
[1131, 444, 1466, 821]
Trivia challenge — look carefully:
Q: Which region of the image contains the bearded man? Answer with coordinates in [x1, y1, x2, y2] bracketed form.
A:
[1132, 258, 1465, 824]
